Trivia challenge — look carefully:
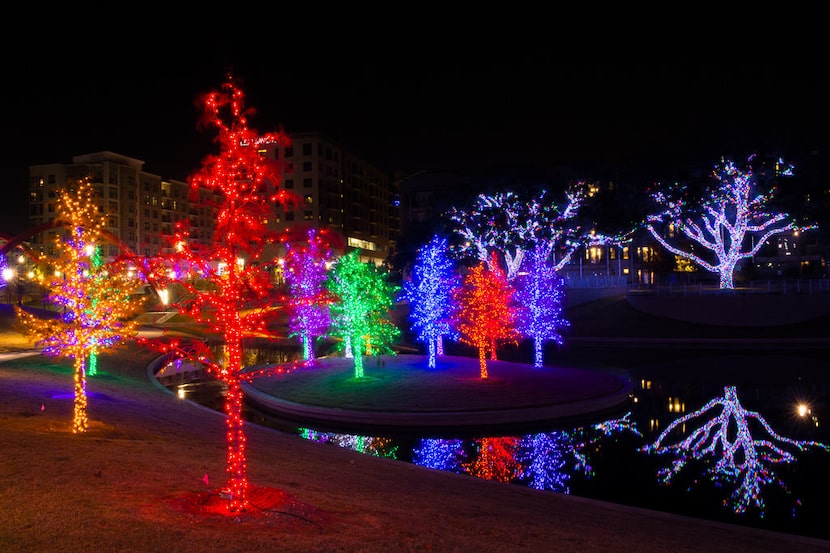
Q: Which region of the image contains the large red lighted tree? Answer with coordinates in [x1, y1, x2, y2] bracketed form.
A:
[143, 73, 291, 512]
[452, 255, 519, 378]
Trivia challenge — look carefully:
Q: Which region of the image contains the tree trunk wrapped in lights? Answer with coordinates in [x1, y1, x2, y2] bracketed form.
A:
[282, 227, 336, 362]
[451, 255, 519, 378]
[16, 179, 144, 433]
[140, 73, 293, 513]
[645, 154, 816, 290]
[513, 245, 569, 368]
[398, 235, 459, 369]
[326, 249, 401, 379]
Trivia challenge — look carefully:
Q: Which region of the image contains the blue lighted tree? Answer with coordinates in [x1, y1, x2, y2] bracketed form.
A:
[645, 154, 815, 289]
[399, 235, 459, 368]
[513, 245, 569, 368]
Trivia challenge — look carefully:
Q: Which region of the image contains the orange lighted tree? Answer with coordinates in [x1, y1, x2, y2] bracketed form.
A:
[452, 255, 519, 378]
[16, 180, 143, 433]
[144, 73, 292, 512]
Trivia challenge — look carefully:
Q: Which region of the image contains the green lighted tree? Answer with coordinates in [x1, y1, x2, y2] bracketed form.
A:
[16, 179, 144, 433]
[326, 249, 400, 379]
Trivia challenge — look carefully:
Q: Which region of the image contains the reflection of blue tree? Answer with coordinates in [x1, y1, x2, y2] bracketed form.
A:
[641, 386, 830, 515]
[412, 438, 467, 472]
[518, 431, 580, 492]
[518, 413, 640, 493]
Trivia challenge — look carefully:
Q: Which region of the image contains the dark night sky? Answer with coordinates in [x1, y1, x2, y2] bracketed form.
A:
[2, 23, 827, 236]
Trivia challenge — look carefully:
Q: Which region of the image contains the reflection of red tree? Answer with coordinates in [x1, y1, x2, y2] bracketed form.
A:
[464, 437, 522, 484]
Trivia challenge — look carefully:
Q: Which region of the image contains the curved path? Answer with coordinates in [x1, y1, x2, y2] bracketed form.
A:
[242, 354, 632, 435]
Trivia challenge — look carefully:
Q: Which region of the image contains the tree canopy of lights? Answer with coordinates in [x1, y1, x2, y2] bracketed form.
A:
[446, 185, 591, 280]
[283, 227, 334, 362]
[326, 249, 401, 379]
[140, 73, 292, 513]
[641, 386, 829, 516]
[518, 413, 641, 493]
[451, 255, 519, 378]
[513, 245, 569, 368]
[398, 235, 459, 368]
[644, 154, 815, 289]
[298, 429, 398, 459]
[463, 437, 522, 484]
[412, 438, 467, 472]
[16, 180, 144, 433]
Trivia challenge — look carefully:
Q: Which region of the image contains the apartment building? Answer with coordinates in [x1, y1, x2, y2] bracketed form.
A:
[27, 135, 401, 269]
[27, 151, 191, 260]
[260, 131, 399, 267]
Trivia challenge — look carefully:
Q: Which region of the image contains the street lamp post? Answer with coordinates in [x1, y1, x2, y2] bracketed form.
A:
[2, 266, 14, 304]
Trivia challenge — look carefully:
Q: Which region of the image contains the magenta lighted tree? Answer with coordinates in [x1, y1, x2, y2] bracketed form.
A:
[142, 74, 291, 512]
[283, 227, 334, 361]
[16, 180, 143, 433]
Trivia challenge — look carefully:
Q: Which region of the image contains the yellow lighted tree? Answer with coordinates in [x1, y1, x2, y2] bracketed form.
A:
[16, 180, 144, 433]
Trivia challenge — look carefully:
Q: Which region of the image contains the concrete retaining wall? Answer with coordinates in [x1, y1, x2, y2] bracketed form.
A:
[626, 293, 830, 326]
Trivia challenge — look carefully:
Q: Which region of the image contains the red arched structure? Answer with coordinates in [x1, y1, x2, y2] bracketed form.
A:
[1, 221, 148, 277]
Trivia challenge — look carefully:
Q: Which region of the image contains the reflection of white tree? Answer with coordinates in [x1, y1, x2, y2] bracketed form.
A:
[642, 386, 830, 515]
[299, 428, 399, 459]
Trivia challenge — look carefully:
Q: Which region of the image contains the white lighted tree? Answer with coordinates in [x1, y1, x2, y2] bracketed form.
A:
[641, 386, 829, 515]
[446, 185, 589, 281]
[645, 154, 814, 289]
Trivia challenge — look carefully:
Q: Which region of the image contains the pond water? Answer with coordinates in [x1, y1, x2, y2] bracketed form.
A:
[158, 343, 830, 542]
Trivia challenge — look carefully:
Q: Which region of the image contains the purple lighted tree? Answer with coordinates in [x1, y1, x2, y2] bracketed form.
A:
[645, 154, 815, 289]
[399, 235, 459, 368]
[283, 228, 334, 361]
[447, 186, 590, 280]
[326, 249, 401, 379]
[452, 255, 519, 378]
[641, 386, 829, 515]
[513, 245, 569, 368]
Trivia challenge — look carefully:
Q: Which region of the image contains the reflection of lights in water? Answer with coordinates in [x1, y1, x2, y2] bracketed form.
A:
[640, 379, 651, 390]
[667, 396, 685, 413]
[642, 386, 830, 516]
[177, 386, 186, 399]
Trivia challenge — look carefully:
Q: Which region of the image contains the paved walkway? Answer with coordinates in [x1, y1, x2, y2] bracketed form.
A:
[242, 354, 632, 434]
